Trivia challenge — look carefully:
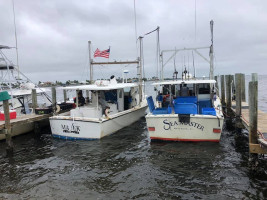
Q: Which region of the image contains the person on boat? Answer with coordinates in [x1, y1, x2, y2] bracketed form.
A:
[181, 84, 189, 96]
[74, 90, 85, 107]
[156, 91, 163, 107]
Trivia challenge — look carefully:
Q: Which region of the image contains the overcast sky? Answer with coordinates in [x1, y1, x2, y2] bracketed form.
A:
[0, 0, 267, 83]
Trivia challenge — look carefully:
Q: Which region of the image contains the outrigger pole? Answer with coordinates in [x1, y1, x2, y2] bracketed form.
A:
[209, 20, 214, 80]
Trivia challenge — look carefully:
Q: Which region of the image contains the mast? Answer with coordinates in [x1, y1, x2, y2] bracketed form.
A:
[88, 41, 93, 84]
[12, 0, 20, 80]
[138, 36, 143, 104]
[209, 20, 214, 80]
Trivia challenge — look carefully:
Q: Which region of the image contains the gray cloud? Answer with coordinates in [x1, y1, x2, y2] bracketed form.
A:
[1, 0, 267, 83]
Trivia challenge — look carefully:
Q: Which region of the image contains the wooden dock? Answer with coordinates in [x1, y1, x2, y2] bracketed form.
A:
[216, 73, 267, 155]
[0, 113, 51, 140]
[231, 101, 267, 153]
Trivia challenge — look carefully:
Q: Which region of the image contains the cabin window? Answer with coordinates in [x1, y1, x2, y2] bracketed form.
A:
[198, 83, 210, 94]
[119, 89, 123, 98]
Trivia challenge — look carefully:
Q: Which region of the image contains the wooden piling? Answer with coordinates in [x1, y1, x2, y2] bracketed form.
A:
[235, 73, 242, 128]
[230, 75, 235, 100]
[52, 87, 57, 113]
[3, 99, 13, 153]
[252, 73, 258, 82]
[220, 75, 225, 106]
[63, 89, 67, 102]
[249, 80, 258, 153]
[241, 74, 246, 102]
[32, 89, 37, 112]
[225, 75, 232, 109]
[76, 90, 79, 107]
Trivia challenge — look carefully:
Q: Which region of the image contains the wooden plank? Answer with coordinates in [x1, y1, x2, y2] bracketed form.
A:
[249, 143, 267, 154]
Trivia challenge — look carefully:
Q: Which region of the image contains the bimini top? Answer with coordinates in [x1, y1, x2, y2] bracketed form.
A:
[62, 82, 139, 91]
[152, 79, 216, 86]
[9, 88, 49, 97]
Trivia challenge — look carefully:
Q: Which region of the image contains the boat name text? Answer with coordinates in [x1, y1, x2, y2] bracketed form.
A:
[61, 123, 80, 134]
[163, 119, 204, 131]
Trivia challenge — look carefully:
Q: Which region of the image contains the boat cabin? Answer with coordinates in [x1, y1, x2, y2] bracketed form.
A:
[149, 80, 217, 116]
[63, 82, 141, 119]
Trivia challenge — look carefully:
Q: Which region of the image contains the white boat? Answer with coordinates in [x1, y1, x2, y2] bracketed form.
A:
[145, 20, 224, 142]
[49, 78, 147, 140]
[0, 45, 51, 114]
[49, 40, 148, 140]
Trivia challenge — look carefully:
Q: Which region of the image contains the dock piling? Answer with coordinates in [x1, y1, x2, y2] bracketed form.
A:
[220, 75, 226, 106]
[76, 90, 79, 107]
[248, 75, 264, 154]
[32, 89, 37, 113]
[52, 87, 57, 113]
[3, 99, 13, 154]
[235, 73, 242, 128]
[241, 74, 246, 102]
[252, 73, 258, 82]
[63, 89, 67, 102]
[225, 75, 232, 111]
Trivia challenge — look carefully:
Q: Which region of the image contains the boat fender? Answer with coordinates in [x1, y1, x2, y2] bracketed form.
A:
[56, 105, 61, 113]
[105, 106, 110, 119]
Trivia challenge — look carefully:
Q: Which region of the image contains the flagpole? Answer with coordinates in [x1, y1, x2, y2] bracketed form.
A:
[88, 41, 93, 84]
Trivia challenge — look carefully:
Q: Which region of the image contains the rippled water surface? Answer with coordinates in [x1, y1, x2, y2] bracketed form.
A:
[0, 76, 267, 199]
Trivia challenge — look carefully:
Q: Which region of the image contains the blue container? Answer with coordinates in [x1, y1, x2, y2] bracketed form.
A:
[153, 108, 168, 115]
[198, 100, 211, 114]
[174, 96, 197, 104]
[146, 96, 155, 113]
[174, 103, 198, 114]
[202, 107, 216, 116]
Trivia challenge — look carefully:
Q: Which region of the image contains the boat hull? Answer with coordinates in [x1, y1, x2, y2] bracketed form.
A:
[50, 106, 147, 140]
[146, 114, 224, 142]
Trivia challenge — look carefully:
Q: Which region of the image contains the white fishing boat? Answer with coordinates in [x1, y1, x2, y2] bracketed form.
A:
[146, 20, 224, 142]
[0, 45, 51, 114]
[49, 41, 148, 140]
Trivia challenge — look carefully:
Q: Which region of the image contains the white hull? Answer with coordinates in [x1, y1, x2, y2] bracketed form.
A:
[49, 105, 147, 140]
[146, 114, 224, 142]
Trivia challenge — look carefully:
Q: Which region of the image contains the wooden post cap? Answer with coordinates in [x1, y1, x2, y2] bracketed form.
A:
[0, 91, 11, 101]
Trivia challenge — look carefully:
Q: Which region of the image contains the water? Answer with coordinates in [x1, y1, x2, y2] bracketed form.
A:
[0, 76, 267, 199]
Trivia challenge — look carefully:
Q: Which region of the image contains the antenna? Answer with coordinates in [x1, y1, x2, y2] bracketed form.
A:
[12, 0, 20, 80]
[192, 50, 196, 78]
[194, 0, 197, 43]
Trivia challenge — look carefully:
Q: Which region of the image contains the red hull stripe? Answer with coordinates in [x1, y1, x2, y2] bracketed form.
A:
[150, 137, 220, 142]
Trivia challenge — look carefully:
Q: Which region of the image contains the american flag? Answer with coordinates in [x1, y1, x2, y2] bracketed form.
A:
[94, 48, 110, 58]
